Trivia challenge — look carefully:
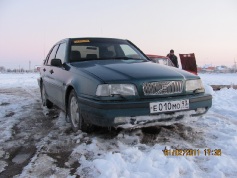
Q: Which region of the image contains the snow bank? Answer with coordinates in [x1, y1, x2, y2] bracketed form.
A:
[0, 73, 39, 89]
[199, 73, 237, 85]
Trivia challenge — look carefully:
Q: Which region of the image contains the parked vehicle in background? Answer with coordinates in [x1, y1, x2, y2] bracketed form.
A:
[34, 65, 41, 72]
[179, 53, 198, 75]
[147, 53, 199, 75]
[38, 37, 212, 132]
[146, 54, 175, 67]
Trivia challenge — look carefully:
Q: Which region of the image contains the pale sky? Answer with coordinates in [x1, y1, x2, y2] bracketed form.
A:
[0, 0, 237, 69]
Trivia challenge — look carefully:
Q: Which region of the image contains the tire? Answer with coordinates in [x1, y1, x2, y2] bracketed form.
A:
[68, 90, 94, 132]
[41, 84, 53, 109]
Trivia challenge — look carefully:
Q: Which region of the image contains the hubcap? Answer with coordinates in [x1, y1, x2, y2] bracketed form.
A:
[70, 96, 79, 127]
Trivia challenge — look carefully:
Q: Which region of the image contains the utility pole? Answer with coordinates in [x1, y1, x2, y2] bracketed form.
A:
[29, 60, 31, 72]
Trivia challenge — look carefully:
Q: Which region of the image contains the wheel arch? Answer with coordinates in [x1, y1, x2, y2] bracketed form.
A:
[64, 78, 85, 110]
[65, 85, 75, 113]
[39, 78, 43, 89]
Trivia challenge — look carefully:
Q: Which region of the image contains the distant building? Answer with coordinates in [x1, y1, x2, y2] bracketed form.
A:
[215, 66, 230, 73]
[197, 67, 202, 73]
[205, 66, 215, 73]
[200, 64, 215, 73]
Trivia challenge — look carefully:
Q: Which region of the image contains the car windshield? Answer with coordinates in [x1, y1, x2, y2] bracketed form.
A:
[69, 38, 147, 62]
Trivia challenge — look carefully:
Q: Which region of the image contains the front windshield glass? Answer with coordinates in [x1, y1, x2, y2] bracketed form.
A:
[69, 38, 147, 62]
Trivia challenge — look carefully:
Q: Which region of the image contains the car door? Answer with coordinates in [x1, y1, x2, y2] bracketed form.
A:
[42, 44, 60, 104]
[48, 42, 70, 108]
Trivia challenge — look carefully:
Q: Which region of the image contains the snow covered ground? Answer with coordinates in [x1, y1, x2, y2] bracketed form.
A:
[199, 73, 237, 85]
[0, 72, 237, 177]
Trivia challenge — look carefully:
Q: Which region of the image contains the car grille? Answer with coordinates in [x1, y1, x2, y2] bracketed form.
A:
[143, 81, 183, 95]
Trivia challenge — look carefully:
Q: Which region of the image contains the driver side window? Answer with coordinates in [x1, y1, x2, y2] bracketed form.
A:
[56, 43, 66, 63]
[47, 45, 59, 65]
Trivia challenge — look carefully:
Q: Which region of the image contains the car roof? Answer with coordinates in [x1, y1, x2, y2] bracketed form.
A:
[69, 37, 126, 40]
[55, 37, 128, 45]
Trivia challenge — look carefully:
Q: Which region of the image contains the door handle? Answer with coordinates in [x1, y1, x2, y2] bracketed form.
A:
[50, 69, 54, 74]
[43, 68, 46, 72]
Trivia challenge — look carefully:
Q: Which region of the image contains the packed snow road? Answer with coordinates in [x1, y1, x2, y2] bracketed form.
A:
[0, 73, 237, 178]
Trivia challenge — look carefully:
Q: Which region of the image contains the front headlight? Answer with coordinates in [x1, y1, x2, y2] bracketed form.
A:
[186, 79, 205, 93]
[96, 84, 137, 96]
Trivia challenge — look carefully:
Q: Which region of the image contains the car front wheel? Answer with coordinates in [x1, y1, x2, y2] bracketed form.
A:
[68, 90, 94, 132]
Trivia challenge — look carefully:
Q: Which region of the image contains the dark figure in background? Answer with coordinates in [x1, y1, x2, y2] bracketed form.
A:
[167, 49, 179, 68]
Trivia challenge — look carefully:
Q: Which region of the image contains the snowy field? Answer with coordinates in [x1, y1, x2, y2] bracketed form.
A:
[0, 72, 237, 177]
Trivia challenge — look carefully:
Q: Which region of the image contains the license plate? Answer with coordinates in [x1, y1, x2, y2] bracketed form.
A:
[150, 99, 189, 113]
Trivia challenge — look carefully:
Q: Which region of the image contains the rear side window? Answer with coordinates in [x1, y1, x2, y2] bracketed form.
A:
[56, 43, 66, 63]
[47, 45, 59, 65]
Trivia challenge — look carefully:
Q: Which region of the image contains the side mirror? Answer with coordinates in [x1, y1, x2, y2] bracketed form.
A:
[51, 58, 62, 67]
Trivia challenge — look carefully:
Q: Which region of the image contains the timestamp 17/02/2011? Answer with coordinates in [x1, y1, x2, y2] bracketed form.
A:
[162, 148, 222, 156]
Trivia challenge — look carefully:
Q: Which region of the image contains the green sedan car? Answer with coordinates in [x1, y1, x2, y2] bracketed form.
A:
[38, 37, 212, 132]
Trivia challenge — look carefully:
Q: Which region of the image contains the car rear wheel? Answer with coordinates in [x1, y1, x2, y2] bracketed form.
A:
[41, 84, 53, 109]
[68, 90, 94, 132]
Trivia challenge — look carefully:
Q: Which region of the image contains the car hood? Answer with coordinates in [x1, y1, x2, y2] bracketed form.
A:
[71, 60, 198, 83]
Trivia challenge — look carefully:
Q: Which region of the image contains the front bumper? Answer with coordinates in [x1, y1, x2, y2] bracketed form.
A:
[78, 94, 212, 128]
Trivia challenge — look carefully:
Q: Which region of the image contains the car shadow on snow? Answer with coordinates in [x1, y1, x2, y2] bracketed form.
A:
[140, 123, 205, 147]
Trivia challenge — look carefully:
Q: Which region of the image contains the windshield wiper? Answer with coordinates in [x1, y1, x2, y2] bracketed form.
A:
[113, 57, 133, 60]
[113, 57, 145, 60]
[70, 58, 98, 62]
